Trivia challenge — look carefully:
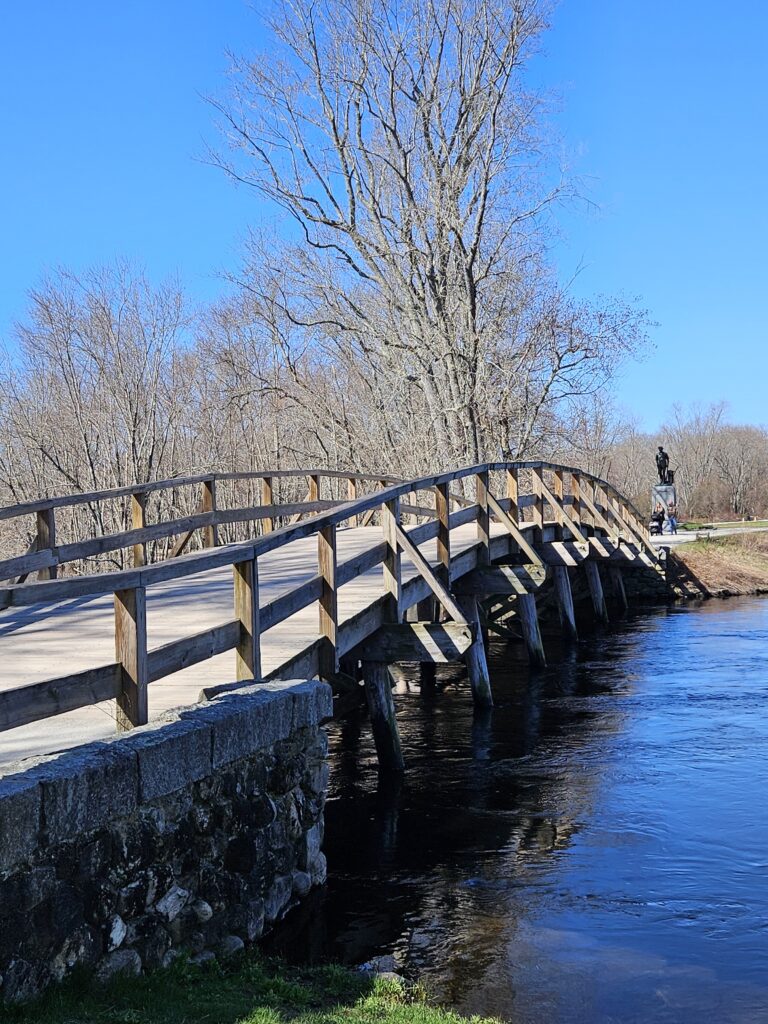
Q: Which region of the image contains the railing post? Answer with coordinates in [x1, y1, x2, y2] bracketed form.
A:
[506, 467, 519, 523]
[202, 477, 219, 548]
[553, 469, 564, 541]
[131, 492, 146, 567]
[530, 466, 544, 544]
[607, 492, 623, 543]
[435, 482, 450, 587]
[593, 480, 603, 527]
[308, 473, 320, 503]
[36, 508, 57, 581]
[233, 555, 261, 680]
[318, 524, 338, 678]
[570, 472, 582, 531]
[261, 476, 274, 534]
[114, 585, 148, 730]
[476, 469, 490, 565]
[582, 477, 594, 535]
[381, 496, 402, 622]
[347, 476, 359, 527]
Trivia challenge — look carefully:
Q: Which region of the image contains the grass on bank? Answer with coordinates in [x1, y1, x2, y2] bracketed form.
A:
[670, 531, 768, 596]
[4, 955, 499, 1024]
[680, 519, 768, 531]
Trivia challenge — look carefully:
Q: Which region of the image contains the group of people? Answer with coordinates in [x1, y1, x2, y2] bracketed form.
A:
[652, 500, 678, 535]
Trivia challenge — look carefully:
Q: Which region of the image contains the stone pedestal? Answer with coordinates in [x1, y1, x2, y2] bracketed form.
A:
[652, 483, 677, 512]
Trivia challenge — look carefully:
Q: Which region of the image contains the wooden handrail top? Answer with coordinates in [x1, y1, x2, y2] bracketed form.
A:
[0, 469, 404, 522]
[0, 459, 644, 527]
[0, 461, 650, 608]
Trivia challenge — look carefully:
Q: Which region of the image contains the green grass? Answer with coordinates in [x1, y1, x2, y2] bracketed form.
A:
[4, 955, 499, 1024]
[681, 520, 768, 531]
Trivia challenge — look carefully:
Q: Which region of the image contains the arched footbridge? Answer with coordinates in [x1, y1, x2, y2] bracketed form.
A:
[0, 464, 663, 768]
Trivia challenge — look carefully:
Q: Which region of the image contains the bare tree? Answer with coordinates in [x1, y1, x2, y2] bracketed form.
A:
[211, 0, 649, 471]
[0, 263, 196, 565]
[713, 426, 768, 517]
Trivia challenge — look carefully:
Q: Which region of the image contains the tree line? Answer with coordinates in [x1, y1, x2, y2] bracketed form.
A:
[560, 398, 768, 523]
[0, 1, 762, 566]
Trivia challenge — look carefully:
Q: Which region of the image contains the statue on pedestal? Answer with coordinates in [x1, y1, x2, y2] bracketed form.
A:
[655, 446, 670, 485]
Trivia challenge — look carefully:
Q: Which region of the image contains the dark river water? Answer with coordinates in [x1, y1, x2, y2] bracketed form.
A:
[270, 597, 768, 1023]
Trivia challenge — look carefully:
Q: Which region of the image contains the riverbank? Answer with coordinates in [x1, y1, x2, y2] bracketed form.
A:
[669, 532, 768, 597]
[4, 954, 497, 1024]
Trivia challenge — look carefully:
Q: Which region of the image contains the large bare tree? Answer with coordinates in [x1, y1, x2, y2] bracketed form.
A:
[211, 0, 649, 470]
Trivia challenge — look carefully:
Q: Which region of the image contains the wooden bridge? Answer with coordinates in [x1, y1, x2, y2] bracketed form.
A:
[0, 463, 662, 769]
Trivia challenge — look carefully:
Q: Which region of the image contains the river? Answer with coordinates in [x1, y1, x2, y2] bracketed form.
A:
[269, 597, 768, 1023]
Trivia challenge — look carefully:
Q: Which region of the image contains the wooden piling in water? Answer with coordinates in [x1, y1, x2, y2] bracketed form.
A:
[416, 596, 437, 693]
[362, 660, 404, 771]
[609, 567, 629, 615]
[553, 565, 578, 640]
[457, 594, 493, 707]
[517, 592, 547, 668]
[584, 560, 610, 625]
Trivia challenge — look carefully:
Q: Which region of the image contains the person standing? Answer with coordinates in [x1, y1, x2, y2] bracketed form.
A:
[667, 502, 678, 534]
[651, 502, 666, 534]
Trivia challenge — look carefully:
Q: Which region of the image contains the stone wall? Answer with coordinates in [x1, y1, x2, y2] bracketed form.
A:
[0, 680, 332, 1004]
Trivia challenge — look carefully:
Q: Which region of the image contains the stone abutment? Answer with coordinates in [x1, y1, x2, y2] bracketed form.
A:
[0, 680, 332, 1003]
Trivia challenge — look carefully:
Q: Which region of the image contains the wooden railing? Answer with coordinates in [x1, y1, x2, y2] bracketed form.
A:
[0, 470, 403, 584]
[0, 462, 654, 736]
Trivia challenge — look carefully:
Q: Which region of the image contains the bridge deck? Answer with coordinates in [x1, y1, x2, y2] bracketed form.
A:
[0, 521, 504, 766]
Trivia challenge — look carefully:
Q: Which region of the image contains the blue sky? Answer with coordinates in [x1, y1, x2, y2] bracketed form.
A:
[1, 1, 765, 430]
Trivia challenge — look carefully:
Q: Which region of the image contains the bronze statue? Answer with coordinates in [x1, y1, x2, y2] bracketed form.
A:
[655, 446, 670, 484]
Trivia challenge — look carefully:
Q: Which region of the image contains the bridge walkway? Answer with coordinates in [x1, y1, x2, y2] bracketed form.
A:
[0, 521, 504, 765]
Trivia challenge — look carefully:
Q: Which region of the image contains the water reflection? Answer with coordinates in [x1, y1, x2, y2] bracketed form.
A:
[269, 598, 768, 1023]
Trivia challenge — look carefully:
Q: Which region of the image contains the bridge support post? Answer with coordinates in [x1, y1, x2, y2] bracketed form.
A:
[362, 660, 404, 771]
[339, 653, 361, 683]
[456, 594, 493, 708]
[363, 496, 407, 769]
[584, 561, 610, 626]
[517, 593, 547, 668]
[416, 596, 438, 693]
[609, 567, 629, 615]
[553, 565, 578, 640]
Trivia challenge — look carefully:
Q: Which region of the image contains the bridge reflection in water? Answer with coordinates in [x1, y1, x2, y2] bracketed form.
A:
[268, 598, 768, 1024]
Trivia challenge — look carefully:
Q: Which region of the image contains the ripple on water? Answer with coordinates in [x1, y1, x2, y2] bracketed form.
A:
[267, 597, 768, 1024]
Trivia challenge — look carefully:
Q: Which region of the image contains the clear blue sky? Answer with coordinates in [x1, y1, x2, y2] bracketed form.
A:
[1, 1, 766, 430]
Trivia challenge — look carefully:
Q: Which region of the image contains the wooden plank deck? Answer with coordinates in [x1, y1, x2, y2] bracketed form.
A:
[0, 521, 504, 765]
